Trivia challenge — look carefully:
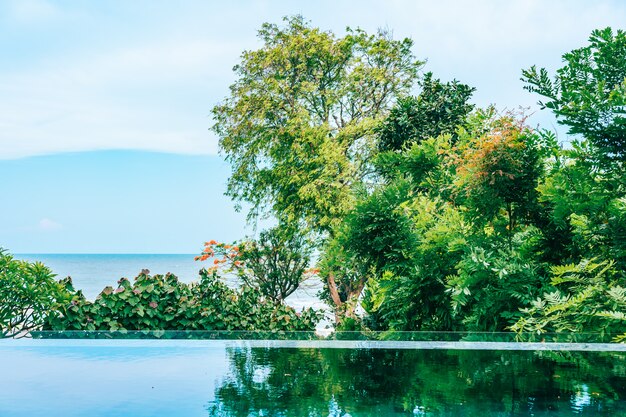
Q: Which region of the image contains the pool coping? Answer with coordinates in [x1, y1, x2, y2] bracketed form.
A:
[2, 339, 626, 351]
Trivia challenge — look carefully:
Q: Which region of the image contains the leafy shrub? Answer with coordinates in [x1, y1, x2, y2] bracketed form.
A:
[196, 225, 314, 303]
[362, 196, 467, 332]
[0, 249, 71, 338]
[45, 269, 321, 332]
[522, 27, 626, 165]
[377, 72, 475, 152]
[453, 113, 543, 239]
[447, 244, 545, 331]
[510, 259, 626, 341]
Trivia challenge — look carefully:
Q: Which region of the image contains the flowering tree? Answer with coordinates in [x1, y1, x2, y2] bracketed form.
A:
[196, 226, 314, 303]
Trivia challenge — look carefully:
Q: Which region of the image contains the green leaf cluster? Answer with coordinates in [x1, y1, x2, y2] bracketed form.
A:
[377, 72, 475, 152]
[43, 269, 321, 332]
[0, 249, 72, 338]
[214, 15, 423, 233]
[511, 259, 626, 341]
[229, 225, 313, 303]
[212, 19, 626, 337]
[522, 27, 626, 165]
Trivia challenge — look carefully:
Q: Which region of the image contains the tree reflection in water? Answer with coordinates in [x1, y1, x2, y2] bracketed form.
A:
[208, 348, 626, 416]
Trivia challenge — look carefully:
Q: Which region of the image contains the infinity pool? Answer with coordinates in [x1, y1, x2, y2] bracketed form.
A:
[1, 339, 626, 416]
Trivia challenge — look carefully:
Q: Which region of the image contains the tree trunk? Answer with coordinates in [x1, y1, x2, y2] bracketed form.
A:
[327, 272, 343, 323]
[327, 272, 367, 324]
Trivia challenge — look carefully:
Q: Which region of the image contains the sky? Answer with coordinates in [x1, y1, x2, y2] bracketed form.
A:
[2, 0, 626, 253]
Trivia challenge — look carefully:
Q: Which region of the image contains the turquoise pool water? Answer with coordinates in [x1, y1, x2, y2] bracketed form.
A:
[1, 339, 625, 416]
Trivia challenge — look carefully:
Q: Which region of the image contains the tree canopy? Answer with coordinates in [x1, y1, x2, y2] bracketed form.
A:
[522, 27, 626, 164]
[213, 15, 423, 233]
[377, 72, 475, 152]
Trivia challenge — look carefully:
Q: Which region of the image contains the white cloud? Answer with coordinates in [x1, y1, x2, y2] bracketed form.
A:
[0, 38, 239, 159]
[39, 218, 63, 231]
[1, 0, 625, 160]
[7, 0, 61, 23]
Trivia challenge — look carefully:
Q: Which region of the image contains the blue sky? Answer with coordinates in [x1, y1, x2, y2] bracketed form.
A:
[2, 0, 626, 253]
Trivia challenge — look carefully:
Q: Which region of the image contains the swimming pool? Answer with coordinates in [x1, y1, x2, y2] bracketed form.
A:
[1, 337, 625, 416]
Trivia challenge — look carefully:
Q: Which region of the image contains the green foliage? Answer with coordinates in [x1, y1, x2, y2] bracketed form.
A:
[334, 109, 551, 332]
[534, 127, 626, 269]
[377, 72, 475, 152]
[511, 259, 626, 340]
[0, 249, 72, 338]
[447, 236, 546, 331]
[206, 21, 626, 336]
[317, 226, 372, 320]
[331, 180, 425, 328]
[454, 113, 544, 240]
[522, 27, 626, 163]
[236, 226, 312, 302]
[209, 347, 626, 416]
[342, 180, 416, 275]
[374, 136, 451, 193]
[200, 225, 314, 303]
[214, 15, 422, 233]
[45, 269, 321, 332]
[362, 196, 468, 331]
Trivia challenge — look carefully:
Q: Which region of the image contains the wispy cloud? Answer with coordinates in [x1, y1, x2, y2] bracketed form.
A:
[6, 0, 62, 23]
[39, 218, 63, 231]
[0, 38, 238, 159]
[1, 0, 625, 160]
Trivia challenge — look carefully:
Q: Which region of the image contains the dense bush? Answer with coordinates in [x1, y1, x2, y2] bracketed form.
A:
[510, 259, 626, 341]
[321, 28, 626, 337]
[44, 269, 321, 332]
[0, 249, 71, 338]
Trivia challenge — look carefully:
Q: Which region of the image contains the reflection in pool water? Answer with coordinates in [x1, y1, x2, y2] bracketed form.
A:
[1, 341, 625, 416]
[208, 347, 626, 416]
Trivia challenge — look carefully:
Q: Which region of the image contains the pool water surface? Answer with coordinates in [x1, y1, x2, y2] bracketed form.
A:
[1, 339, 625, 416]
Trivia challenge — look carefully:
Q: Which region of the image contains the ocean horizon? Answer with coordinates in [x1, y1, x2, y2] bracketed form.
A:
[15, 253, 324, 312]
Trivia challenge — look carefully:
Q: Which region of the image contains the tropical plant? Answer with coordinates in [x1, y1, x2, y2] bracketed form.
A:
[196, 225, 314, 303]
[45, 269, 321, 332]
[0, 249, 71, 338]
[522, 27, 626, 165]
[377, 72, 475, 152]
[510, 258, 626, 341]
[447, 241, 545, 332]
[453, 111, 544, 246]
[214, 15, 422, 233]
[363, 195, 468, 331]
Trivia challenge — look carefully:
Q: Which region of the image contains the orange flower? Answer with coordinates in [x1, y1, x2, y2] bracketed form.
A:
[213, 259, 220, 265]
[200, 254, 209, 261]
[209, 240, 217, 245]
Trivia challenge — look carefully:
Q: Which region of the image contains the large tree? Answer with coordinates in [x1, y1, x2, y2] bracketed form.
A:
[522, 27, 626, 166]
[213, 15, 422, 233]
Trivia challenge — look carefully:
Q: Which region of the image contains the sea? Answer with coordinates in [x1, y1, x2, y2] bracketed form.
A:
[15, 254, 325, 312]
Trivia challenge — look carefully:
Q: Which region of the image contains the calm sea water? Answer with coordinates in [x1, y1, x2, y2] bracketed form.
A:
[15, 254, 324, 311]
[1, 340, 625, 416]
